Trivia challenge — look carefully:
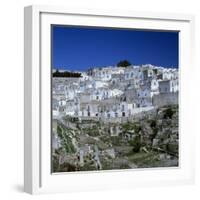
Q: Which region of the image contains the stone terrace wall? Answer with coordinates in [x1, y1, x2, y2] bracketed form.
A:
[152, 92, 178, 107]
[100, 107, 157, 124]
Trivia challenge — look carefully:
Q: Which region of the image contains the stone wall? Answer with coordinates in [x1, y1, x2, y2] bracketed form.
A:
[152, 92, 178, 107]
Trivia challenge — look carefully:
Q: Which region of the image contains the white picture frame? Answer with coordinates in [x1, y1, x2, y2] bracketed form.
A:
[24, 5, 195, 194]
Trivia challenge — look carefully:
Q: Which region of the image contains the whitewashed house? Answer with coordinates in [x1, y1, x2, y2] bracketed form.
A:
[159, 79, 179, 93]
[124, 66, 143, 81]
[91, 67, 112, 81]
[162, 68, 178, 80]
[119, 101, 135, 117]
[79, 92, 92, 103]
[80, 101, 99, 117]
[136, 87, 152, 107]
[111, 74, 123, 85]
[65, 100, 76, 116]
[149, 79, 160, 96]
[80, 72, 91, 81]
[92, 80, 109, 89]
[124, 66, 136, 80]
[142, 64, 155, 79]
[91, 88, 109, 101]
[52, 98, 59, 117]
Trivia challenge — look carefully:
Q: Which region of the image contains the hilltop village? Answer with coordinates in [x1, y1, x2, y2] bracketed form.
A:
[53, 64, 178, 120]
[52, 64, 179, 172]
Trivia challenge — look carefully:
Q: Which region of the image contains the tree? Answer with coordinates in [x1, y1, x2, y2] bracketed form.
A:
[117, 60, 132, 68]
[53, 70, 81, 78]
[163, 107, 174, 119]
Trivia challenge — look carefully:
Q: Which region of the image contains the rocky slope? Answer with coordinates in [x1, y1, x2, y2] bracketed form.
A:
[52, 105, 179, 172]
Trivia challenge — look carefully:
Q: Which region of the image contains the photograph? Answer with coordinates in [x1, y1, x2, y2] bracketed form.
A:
[51, 25, 179, 173]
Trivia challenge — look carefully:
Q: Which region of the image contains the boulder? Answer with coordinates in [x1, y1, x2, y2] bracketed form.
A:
[152, 138, 159, 147]
[167, 142, 178, 154]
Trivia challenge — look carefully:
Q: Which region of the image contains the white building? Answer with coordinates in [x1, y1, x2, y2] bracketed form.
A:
[159, 79, 179, 93]
[53, 64, 179, 120]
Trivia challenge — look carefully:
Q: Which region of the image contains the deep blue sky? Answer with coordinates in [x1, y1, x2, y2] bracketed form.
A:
[52, 26, 179, 71]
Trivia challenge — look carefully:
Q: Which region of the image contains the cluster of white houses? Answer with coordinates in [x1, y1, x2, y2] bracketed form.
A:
[52, 64, 178, 121]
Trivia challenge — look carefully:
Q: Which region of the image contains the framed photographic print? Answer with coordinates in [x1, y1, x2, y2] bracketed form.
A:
[24, 5, 195, 194]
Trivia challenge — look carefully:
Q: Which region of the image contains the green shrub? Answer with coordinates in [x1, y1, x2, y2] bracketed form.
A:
[149, 119, 157, 128]
[129, 135, 141, 153]
[163, 107, 174, 119]
[122, 122, 141, 134]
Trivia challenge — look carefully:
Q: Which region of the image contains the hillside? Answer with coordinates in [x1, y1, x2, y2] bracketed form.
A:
[52, 104, 178, 172]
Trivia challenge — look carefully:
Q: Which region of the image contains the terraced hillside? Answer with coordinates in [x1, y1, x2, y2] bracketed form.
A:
[52, 105, 178, 172]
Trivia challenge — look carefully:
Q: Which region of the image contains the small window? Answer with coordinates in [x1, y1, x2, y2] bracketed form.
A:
[131, 72, 134, 77]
